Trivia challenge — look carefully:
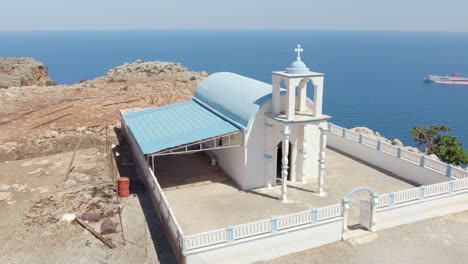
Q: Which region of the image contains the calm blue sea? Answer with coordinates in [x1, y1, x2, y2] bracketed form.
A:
[0, 30, 467, 148]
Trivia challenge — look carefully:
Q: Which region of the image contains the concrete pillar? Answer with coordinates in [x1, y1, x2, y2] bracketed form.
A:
[370, 196, 378, 232]
[285, 81, 295, 120]
[298, 79, 307, 112]
[280, 126, 291, 202]
[272, 75, 282, 115]
[311, 76, 324, 117]
[301, 125, 308, 183]
[341, 198, 350, 236]
[317, 129, 327, 196]
[290, 142, 297, 182]
[265, 123, 274, 189]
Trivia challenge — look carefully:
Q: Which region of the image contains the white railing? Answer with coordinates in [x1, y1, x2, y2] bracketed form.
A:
[184, 203, 343, 252]
[451, 167, 468, 179]
[317, 203, 343, 221]
[330, 123, 343, 135]
[394, 187, 420, 204]
[454, 178, 468, 191]
[345, 130, 360, 142]
[362, 136, 378, 148]
[185, 228, 227, 250]
[233, 219, 271, 240]
[277, 210, 311, 230]
[377, 193, 390, 208]
[380, 143, 398, 156]
[327, 123, 467, 179]
[377, 178, 468, 209]
[400, 149, 421, 164]
[424, 158, 448, 174]
[122, 117, 185, 260]
[424, 181, 450, 198]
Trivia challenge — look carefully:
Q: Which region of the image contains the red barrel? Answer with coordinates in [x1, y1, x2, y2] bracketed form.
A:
[118, 177, 130, 198]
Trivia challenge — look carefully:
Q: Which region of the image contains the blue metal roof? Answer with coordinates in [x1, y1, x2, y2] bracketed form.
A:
[123, 100, 240, 154]
[193, 72, 273, 129]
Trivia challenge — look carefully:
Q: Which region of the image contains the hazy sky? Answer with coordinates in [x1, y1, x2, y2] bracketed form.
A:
[1, 0, 468, 31]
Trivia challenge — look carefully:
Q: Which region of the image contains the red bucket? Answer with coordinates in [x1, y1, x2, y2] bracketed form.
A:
[118, 177, 130, 198]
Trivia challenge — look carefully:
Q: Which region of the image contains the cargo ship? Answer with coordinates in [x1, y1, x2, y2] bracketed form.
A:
[424, 74, 468, 85]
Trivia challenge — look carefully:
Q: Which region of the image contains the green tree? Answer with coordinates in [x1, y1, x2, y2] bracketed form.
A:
[433, 134, 468, 166]
[410, 125, 450, 154]
[410, 125, 468, 166]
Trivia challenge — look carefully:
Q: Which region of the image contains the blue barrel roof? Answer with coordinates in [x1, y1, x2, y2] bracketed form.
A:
[193, 72, 273, 129]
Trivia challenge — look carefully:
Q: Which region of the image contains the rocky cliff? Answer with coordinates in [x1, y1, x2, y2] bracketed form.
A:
[0, 59, 207, 161]
[0, 57, 54, 88]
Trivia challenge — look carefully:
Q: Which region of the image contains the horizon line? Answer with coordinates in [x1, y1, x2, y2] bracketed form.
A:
[1, 28, 468, 33]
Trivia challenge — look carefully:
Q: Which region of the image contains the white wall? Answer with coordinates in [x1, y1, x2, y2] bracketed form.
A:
[185, 219, 343, 264]
[212, 142, 246, 188]
[374, 191, 468, 231]
[301, 124, 321, 183]
[327, 133, 449, 185]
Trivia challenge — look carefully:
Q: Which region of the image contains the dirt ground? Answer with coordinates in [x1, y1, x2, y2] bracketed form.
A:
[0, 60, 200, 264]
[0, 145, 177, 264]
[0, 60, 206, 161]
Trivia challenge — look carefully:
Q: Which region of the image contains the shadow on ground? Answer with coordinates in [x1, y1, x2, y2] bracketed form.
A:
[114, 127, 178, 264]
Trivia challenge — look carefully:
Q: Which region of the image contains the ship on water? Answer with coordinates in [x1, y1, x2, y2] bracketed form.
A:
[425, 73, 468, 85]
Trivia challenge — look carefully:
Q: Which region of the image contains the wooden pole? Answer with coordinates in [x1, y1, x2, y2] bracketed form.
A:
[64, 135, 83, 182]
[76, 218, 116, 249]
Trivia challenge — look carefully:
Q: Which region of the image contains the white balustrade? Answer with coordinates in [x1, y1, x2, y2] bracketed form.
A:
[232, 219, 271, 239]
[454, 178, 468, 191]
[317, 203, 343, 221]
[394, 187, 420, 204]
[185, 229, 227, 250]
[277, 210, 311, 230]
[451, 167, 468, 179]
[379, 143, 398, 156]
[329, 123, 343, 135]
[399, 149, 421, 164]
[344, 130, 360, 142]
[377, 194, 390, 208]
[362, 136, 378, 148]
[423, 158, 448, 173]
[424, 182, 450, 198]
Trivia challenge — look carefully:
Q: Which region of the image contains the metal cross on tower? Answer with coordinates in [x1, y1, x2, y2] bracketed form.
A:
[295, 44, 303, 61]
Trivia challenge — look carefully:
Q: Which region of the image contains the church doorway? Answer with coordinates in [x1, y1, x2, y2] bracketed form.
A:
[276, 142, 292, 181]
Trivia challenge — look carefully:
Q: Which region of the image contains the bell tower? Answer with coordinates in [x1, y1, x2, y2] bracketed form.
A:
[271, 44, 325, 120]
[266, 44, 330, 202]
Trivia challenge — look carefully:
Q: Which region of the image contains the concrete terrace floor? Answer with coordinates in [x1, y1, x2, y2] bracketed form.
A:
[154, 148, 417, 235]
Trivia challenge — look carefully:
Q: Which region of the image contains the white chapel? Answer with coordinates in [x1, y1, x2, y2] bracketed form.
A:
[124, 45, 330, 202]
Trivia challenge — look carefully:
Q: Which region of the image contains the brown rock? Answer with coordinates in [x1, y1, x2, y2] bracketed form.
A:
[0, 57, 54, 88]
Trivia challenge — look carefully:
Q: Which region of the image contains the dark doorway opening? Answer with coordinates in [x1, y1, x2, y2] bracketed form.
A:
[276, 142, 292, 181]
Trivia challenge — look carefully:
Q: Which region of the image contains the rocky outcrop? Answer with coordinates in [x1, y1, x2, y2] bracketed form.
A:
[0, 57, 54, 88]
[0, 59, 207, 161]
[104, 59, 207, 82]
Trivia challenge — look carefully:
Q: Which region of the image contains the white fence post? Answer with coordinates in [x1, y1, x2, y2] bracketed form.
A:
[226, 226, 234, 243]
[271, 217, 278, 234]
[311, 208, 318, 224]
[446, 164, 453, 177]
[419, 186, 425, 200]
[389, 192, 395, 208]
[420, 155, 426, 167]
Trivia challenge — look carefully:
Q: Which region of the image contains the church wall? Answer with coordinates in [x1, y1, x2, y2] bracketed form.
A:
[301, 124, 321, 182]
[243, 107, 268, 190]
[212, 141, 246, 188]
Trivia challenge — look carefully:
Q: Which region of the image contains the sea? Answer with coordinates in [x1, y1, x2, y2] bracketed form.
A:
[0, 30, 467, 148]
